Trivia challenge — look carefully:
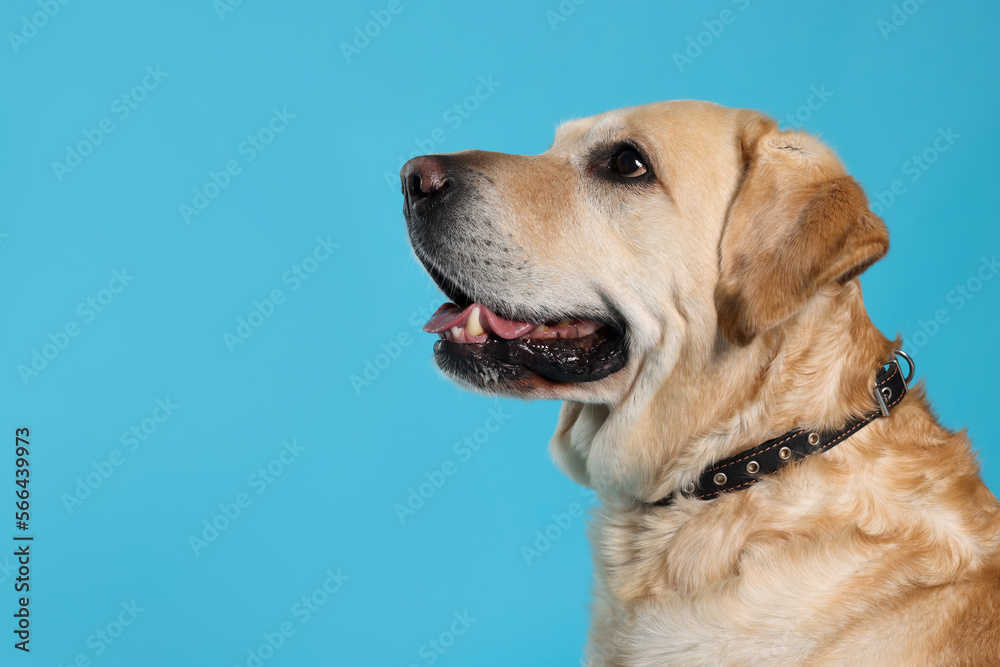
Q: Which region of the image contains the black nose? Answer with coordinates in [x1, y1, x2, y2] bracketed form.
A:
[401, 155, 450, 208]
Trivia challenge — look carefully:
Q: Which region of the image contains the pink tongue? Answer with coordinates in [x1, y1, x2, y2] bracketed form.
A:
[423, 302, 537, 339]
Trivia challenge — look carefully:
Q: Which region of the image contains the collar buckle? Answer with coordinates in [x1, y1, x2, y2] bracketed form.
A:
[875, 350, 915, 417]
[649, 349, 915, 507]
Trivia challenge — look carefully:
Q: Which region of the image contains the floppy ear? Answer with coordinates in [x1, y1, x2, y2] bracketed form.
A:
[715, 116, 889, 346]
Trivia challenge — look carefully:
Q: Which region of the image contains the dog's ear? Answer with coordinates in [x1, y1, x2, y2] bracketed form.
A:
[715, 114, 889, 346]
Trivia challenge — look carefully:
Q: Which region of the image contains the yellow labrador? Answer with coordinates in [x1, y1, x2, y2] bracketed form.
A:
[401, 101, 1000, 665]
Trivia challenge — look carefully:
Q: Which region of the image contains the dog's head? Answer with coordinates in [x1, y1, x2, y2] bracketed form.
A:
[402, 100, 888, 494]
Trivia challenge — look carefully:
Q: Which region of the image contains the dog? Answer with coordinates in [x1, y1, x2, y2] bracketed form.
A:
[400, 100, 1000, 665]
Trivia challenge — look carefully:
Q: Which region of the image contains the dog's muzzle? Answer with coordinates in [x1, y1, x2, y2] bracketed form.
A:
[400, 153, 629, 391]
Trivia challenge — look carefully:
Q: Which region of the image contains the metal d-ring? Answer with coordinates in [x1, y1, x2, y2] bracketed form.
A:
[894, 349, 915, 385]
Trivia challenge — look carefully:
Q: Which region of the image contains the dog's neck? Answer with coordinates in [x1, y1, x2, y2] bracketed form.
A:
[577, 280, 896, 502]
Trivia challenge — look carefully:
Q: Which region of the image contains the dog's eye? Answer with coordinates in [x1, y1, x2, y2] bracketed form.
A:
[612, 149, 647, 177]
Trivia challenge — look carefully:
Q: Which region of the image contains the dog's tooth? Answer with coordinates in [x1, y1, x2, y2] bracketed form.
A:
[450, 326, 463, 340]
[533, 324, 548, 332]
[557, 319, 571, 328]
[467, 307, 484, 336]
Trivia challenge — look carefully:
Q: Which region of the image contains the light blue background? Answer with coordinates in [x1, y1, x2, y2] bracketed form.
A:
[1, 1, 997, 665]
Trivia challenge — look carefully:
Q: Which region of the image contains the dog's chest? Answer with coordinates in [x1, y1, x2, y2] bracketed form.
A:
[588, 507, 844, 665]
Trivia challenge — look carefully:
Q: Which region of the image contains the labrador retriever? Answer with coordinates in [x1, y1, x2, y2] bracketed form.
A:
[400, 100, 1000, 665]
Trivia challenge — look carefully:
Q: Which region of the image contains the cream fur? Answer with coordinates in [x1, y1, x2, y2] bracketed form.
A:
[418, 101, 1000, 665]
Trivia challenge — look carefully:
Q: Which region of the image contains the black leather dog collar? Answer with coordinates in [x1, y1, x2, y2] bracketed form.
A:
[650, 351, 914, 506]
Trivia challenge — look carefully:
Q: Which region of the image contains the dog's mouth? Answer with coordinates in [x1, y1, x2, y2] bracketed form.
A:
[418, 260, 628, 386]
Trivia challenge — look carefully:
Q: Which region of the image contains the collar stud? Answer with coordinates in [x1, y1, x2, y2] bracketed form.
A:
[648, 350, 914, 507]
